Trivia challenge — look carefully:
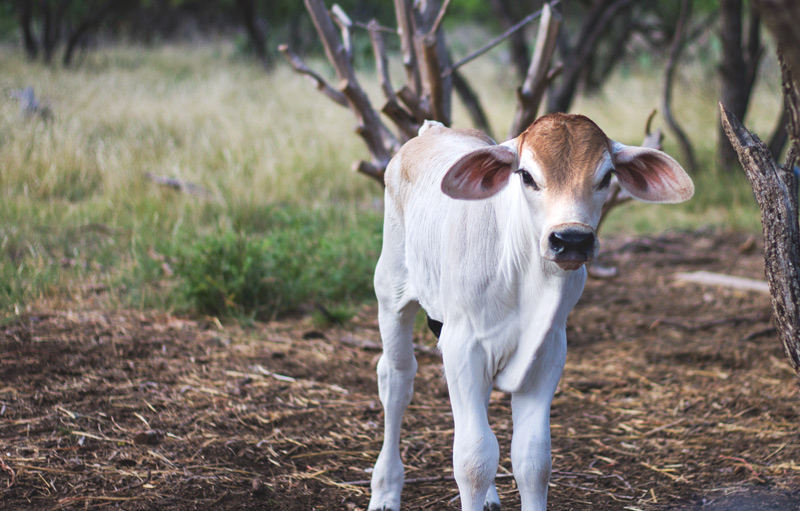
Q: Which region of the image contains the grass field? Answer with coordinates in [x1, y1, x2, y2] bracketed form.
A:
[0, 41, 785, 319]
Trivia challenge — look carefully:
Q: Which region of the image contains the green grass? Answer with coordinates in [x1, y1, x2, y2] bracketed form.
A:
[0, 41, 784, 319]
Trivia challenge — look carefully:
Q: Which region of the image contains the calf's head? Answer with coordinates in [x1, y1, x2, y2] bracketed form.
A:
[441, 113, 694, 271]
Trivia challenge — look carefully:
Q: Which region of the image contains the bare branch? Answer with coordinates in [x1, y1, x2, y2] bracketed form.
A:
[397, 85, 428, 121]
[331, 4, 354, 65]
[430, 0, 452, 38]
[419, 32, 448, 123]
[145, 173, 215, 200]
[381, 100, 419, 141]
[303, 0, 394, 172]
[394, 0, 422, 95]
[597, 113, 661, 231]
[509, 2, 562, 138]
[444, 0, 561, 78]
[368, 20, 396, 103]
[639, 109, 664, 151]
[366, 18, 420, 142]
[354, 160, 385, 183]
[278, 45, 348, 107]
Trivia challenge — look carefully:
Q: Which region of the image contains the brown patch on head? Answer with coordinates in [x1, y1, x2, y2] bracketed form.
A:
[519, 114, 611, 194]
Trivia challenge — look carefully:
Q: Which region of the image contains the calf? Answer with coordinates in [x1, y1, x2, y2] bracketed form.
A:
[368, 113, 694, 511]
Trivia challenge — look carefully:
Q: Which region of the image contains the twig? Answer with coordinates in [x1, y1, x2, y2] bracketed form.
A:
[642, 108, 663, 150]
[443, 0, 561, 78]
[278, 44, 347, 107]
[0, 456, 16, 488]
[331, 4, 354, 64]
[430, 0, 451, 38]
[113, 469, 152, 493]
[742, 326, 777, 342]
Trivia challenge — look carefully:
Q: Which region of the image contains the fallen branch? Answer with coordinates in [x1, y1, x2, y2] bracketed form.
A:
[673, 271, 770, 294]
[654, 312, 771, 331]
[742, 326, 777, 342]
[144, 173, 214, 199]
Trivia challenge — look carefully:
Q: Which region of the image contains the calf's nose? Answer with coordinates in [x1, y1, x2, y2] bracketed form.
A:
[549, 229, 595, 256]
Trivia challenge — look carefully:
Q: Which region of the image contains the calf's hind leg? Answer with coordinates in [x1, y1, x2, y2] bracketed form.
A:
[368, 297, 419, 511]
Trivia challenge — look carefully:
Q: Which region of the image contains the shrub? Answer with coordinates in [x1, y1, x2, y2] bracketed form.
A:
[174, 213, 381, 320]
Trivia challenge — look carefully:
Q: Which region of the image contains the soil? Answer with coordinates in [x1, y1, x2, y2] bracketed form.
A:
[1, 229, 799, 510]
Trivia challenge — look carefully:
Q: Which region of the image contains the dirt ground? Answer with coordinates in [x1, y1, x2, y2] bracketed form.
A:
[1, 229, 799, 510]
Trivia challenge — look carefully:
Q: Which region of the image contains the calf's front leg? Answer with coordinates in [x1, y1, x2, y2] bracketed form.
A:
[510, 332, 566, 511]
[441, 335, 499, 511]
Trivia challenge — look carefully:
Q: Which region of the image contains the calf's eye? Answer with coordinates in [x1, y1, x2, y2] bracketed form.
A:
[598, 171, 613, 190]
[518, 169, 539, 190]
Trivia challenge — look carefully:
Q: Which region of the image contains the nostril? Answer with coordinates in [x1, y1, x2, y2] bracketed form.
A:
[549, 230, 595, 255]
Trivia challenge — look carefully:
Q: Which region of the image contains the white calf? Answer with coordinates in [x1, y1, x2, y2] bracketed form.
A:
[368, 113, 694, 511]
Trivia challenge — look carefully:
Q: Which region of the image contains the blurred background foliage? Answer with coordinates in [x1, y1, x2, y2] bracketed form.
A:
[0, 0, 789, 321]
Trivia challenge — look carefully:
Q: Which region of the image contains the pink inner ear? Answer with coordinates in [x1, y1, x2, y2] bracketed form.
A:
[614, 148, 694, 204]
[441, 146, 517, 200]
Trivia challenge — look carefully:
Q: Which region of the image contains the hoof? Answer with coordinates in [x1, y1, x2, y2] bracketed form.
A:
[484, 503, 501, 511]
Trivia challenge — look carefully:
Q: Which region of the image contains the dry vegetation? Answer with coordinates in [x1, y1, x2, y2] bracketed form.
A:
[2, 231, 799, 510]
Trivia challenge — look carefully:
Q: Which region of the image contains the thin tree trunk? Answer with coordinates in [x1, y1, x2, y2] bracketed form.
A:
[768, 108, 789, 162]
[40, 0, 55, 63]
[662, 0, 697, 173]
[718, 0, 762, 171]
[63, 0, 125, 67]
[235, 0, 272, 70]
[547, 0, 636, 114]
[17, 0, 38, 59]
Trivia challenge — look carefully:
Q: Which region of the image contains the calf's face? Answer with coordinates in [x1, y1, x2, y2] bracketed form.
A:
[441, 113, 694, 271]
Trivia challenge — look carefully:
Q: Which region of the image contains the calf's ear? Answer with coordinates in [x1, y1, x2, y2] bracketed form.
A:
[611, 141, 694, 203]
[441, 145, 517, 200]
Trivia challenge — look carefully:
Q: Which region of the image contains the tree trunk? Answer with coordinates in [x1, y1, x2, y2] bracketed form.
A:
[63, 0, 127, 67]
[547, 0, 636, 114]
[753, 0, 800, 77]
[17, 0, 39, 59]
[719, 51, 800, 378]
[235, 0, 272, 70]
[717, 0, 762, 171]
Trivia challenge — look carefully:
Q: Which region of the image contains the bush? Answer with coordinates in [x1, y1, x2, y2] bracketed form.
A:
[174, 213, 381, 320]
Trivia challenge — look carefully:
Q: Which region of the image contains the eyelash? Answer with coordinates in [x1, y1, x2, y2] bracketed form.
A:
[518, 169, 539, 190]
